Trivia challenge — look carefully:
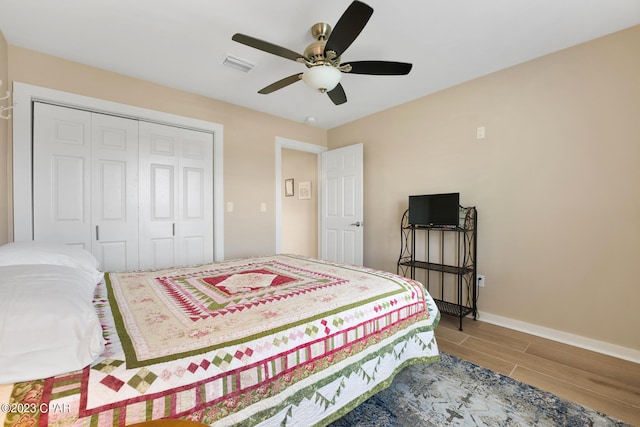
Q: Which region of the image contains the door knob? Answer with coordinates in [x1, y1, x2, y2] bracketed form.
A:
[350, 221, 363, 227]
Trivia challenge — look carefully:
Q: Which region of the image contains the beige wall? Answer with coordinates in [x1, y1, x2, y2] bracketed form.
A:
[281, 148, 318, 257]
[0, 30, 8, 245]
[328, 26, 640, 351]
[5, 46, 327, 258]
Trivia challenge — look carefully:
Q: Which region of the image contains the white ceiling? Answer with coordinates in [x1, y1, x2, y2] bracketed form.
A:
[1, 0, 639, 129]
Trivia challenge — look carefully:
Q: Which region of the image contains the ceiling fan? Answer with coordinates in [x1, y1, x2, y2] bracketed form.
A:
[231, 1, 412, 105]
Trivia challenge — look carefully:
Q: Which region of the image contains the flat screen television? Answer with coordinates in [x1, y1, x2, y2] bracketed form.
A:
[408, 193, 460, 227]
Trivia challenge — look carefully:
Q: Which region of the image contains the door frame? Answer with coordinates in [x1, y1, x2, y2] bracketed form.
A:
[11, 82, 225, 261]
[274, 137, 327, 255]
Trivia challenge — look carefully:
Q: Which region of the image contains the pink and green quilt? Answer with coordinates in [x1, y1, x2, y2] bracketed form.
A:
[3, 255, 440, 426]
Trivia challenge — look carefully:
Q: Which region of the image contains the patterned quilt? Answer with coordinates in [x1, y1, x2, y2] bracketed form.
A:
[1, 255, 440, 426]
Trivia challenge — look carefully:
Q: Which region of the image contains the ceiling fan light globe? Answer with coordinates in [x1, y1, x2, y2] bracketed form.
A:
[302, 66, 341, 93]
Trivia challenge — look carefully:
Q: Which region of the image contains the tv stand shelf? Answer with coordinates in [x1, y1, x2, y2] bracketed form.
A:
[397, 206, 477, 331]
[435, 300, 474, 319]
[398, 260, 473, 276]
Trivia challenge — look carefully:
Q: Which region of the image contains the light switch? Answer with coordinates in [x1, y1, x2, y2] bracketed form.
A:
[476, 126, 486, 139]
[226, 202, 234, 212]
[260, 202, 267, 213]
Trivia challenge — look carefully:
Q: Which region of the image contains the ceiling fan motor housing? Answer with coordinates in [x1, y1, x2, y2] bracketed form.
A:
[304, 23, 340, 66]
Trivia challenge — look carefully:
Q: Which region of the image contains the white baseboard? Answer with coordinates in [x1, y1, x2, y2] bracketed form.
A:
[478, 311, 640, 364]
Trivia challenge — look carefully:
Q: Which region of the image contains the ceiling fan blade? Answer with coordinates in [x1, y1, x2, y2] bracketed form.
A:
[327, 83, 347, 105]
[344, 60, 413, 75]
[232, 33, 308, 62]
[258, 73, 303, 94]
[324, 1, 374, 58]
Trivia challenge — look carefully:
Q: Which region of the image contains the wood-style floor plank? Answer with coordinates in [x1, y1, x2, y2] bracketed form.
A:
[434, 323, 467, 345]
[437, 339, 515, 376]
[468, 322, 531, 352]
[526, 339, 640, 387]
[512, 366, 640, 426]
[436, 315, 640, 425]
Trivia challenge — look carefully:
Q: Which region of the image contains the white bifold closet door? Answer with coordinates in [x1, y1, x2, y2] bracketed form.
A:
[91, 112, 140, 271]
[33, 103, 93, 251]
[33, 103, 139, 272]
[138, 122, 213, 270]
[32, 102, 213, 272]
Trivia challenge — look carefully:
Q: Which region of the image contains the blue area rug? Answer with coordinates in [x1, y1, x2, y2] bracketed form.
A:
[330, 352, 629, 427]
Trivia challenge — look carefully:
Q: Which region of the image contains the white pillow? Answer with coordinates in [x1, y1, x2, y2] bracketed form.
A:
[0, 241, 103, 284]
[0, 264, 105, 384]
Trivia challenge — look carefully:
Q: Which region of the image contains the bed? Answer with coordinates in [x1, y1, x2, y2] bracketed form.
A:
[0, 243, 440, 426]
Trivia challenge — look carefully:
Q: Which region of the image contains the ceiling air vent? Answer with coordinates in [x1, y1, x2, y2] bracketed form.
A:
[223, 54, 255, 73]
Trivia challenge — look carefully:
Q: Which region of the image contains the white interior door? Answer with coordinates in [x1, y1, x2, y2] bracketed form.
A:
[91, 113, 139, 272]
[138, 122, 213, 270]
[33, 103, 141, 270]
[33, 103, 92, 250]
[320, 143, 364, 265]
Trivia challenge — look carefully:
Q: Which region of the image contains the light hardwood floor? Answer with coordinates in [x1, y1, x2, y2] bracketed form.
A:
[434, 314, 640, 425]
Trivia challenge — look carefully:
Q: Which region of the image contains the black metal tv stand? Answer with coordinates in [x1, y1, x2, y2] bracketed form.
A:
[397, 206, 477, 331]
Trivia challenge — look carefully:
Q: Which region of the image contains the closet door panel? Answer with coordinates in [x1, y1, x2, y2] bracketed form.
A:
[52, 156, 85, 221]
[139, 122, 213, 269]
[151, 164, 175, 220]
[91, 113, 139, 272]
[180, 130, 213, 266]
[183, 167, 203, 219]
[33, 103, 92, 249]
[151, 238, 175, 268]
[139, 123, 180, 270]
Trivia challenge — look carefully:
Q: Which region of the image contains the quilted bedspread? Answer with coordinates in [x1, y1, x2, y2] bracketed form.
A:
[2, 255, 440, 426]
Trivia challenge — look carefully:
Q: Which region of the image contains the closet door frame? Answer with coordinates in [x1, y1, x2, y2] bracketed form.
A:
[12, 82, 224, 261]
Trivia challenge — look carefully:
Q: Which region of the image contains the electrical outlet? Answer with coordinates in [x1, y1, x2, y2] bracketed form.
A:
[477, 275, 485, 287]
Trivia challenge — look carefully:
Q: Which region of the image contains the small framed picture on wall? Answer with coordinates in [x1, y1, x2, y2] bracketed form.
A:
[299, 181, 311, 200]
[285, 178, 294, 197]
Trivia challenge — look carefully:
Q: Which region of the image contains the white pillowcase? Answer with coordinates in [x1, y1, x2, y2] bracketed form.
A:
[0, 241, 103, 284]
[0, 264, 106, 384]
